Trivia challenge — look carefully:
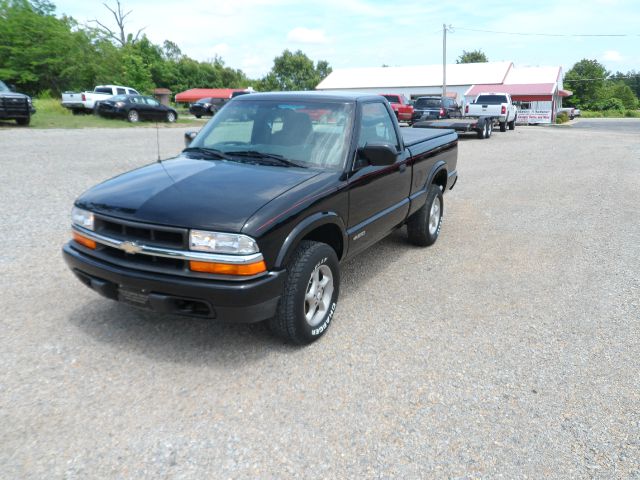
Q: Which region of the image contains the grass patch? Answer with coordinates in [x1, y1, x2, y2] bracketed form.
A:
[27, 98, 206, 129]
[580, 109, 640, 118]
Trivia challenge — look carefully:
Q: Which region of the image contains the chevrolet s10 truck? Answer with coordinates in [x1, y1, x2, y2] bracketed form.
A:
[63, 92, 458, 344]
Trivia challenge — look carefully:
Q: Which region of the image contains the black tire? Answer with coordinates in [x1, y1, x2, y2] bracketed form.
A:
[508, 118, 515, 130]
[16, 116, 30, 126]
[499, 121, 506, 132]
[127, 109, 139, 123]
[407, 183, 444, 247]
[486, 120, 492, 138]
[477, 121, 486, 139]
[71, 109, 81, 116]
[268, 241, 340, 345]
[166, 111, 176, 123]
[195, 114, 202, 119]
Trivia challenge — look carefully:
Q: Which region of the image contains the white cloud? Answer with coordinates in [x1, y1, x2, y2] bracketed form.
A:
[603, 50, 623, 61]
[287, 27, 328, 44]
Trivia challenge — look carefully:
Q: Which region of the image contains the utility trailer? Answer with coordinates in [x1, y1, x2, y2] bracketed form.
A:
[412, 115, 497, 139]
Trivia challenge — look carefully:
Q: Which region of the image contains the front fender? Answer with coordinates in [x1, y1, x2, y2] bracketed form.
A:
[275, 212, 348, 269]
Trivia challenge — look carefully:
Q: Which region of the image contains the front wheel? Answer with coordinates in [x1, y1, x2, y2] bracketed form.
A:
[269, 241, 340, 345]
[127, 109, 139, 123]
[16, 116, 30, 126]
[407, 183, 444, 247]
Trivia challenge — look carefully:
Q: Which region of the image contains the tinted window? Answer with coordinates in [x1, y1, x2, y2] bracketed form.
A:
[116, 88, 126, 95]
[95, 87, 113, 94]
[475, 95, 508, 104]
[110, 95, 128, 101]
[129, 89, 139, 95]
[358, 102, 398, 149]
[196, 98, 212, 104]
[415, 98, 442, 108]
[382, 95, 401, 103]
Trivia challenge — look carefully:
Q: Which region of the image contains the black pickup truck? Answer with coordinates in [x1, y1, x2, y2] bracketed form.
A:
[63, 92, 458, 344]
[0, 80, 35, 126]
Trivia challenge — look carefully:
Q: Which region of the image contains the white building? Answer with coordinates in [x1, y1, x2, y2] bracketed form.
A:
[316, 61, 571, 124]
[316, 61, 514, 101]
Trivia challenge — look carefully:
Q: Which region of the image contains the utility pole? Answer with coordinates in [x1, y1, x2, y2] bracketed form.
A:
[442, 24, 453, 98]
[442, 24, 447, 98]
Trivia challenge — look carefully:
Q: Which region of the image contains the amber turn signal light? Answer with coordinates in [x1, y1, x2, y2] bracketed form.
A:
[72, 231, 97, 249]
[189, 260, 266, 276]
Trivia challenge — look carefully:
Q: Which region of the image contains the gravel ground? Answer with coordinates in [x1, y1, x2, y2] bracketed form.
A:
[1, 122, 638, 479]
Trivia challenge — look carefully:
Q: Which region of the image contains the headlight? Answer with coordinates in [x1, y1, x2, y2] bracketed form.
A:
[115, 101, 125, 108]
[71, 206, 94, 231]
[27, 97, 32, 105]
[189, 230, 259, 255]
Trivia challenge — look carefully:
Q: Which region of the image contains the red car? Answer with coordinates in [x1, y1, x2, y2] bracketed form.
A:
[380, 93, 415, 123]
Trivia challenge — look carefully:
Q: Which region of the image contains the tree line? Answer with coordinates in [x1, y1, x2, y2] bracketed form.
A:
[564, 59, 639, 111]
[0, 0, 332, 97]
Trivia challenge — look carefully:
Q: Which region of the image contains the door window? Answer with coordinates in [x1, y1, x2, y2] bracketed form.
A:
[358, 102, 399, 149]
[116, 88, 126, 95]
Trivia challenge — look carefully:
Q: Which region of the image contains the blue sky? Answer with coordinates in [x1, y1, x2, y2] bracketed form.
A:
[54, 0, 639, 78]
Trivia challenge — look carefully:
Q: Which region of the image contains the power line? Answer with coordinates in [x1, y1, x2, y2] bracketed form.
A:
[455, 27, 635, 37]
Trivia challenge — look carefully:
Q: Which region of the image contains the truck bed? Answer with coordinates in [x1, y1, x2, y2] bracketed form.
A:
[401, 127, 454, 146]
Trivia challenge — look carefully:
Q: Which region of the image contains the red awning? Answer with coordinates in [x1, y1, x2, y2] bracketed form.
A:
[466, 83, 556, 97]
[175, 88, 246, 103]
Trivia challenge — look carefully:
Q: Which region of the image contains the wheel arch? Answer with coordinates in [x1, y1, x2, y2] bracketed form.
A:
[428, 162, 448, 192]
[275, 212, 347, 269]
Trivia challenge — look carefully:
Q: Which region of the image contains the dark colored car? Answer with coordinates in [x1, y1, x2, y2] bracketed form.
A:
[97, 94, 178, 123]
[0, 80, 36, 126]
[63, 92, 458, 345]
[413, 96, 460, 121]
[188, 97, 227, 118]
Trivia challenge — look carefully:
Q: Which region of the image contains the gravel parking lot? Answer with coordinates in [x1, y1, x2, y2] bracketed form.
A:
[1, 121, 638, 478]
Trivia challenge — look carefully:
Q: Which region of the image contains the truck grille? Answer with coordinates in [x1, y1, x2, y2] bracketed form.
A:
[88, 214, 190, 275]
[0, 97, 29, 116]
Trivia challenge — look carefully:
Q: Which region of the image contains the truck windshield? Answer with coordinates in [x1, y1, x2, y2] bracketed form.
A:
[475, 95, 508, 104]
[0, 81, 10, 93]
[189, 100, 354, 170]
[415, 98, 441, 108]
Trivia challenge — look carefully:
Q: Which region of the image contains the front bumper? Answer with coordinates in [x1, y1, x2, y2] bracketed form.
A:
[62, 243, 285, 323]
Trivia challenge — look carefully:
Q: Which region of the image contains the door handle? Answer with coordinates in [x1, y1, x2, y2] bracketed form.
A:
[398, 163, 407, 173]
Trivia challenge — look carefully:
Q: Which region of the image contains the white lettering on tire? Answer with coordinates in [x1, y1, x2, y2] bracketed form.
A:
[311, 302, 336, 336]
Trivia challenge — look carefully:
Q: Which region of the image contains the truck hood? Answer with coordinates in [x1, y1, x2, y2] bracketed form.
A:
[76, 155, 321, 232]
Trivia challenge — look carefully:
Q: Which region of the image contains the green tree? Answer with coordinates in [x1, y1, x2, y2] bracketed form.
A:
[564, 59, 608, 109]
[456, 49, 488, 64]
[604, 81, 638, 109]
[611, 70, 640, 100]
[259, 49, 332, 91]
[0, 0, 96, 94]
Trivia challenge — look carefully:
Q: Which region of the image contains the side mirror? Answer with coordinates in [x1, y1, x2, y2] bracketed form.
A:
[184, 131, 197, 147]
[357, 143, 397, 167]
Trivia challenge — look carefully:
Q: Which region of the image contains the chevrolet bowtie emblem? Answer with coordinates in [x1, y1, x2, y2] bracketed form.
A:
[121, 241, 141, 254]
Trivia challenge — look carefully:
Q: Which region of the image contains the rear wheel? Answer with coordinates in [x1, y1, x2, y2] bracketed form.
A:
[269, 241, 340, 345]
[486, 121, 493, 138]
[127, 109, 139, 123]
[407, 183, 443, 247]
[195, 114, 202, 119]
[499, 121, 506, 132]
[166, 111, 176, 123]
[477, 121, 486, 139]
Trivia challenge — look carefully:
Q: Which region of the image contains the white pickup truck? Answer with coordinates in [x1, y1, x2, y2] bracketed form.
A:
[61, 85, 139, 114]
[465, 92, 517, 132]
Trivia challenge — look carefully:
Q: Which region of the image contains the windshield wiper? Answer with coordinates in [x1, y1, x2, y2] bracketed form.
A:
[228, 150, 306, 168]
[182, 147, 232, 160]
